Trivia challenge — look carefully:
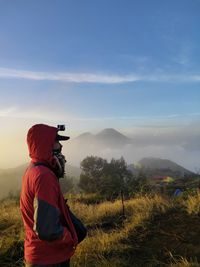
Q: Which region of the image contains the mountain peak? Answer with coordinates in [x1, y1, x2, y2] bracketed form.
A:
[98, 128, 119, 134]
[96, 128, 129, 139]
[95, 128, 131, 147]
[74, 128, 131, 148]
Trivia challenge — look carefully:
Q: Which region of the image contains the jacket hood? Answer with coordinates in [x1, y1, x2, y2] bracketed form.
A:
[27, 124, 58, 163]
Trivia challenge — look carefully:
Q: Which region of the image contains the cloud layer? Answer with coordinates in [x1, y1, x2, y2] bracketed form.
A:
[0, 67, 200, 84]
[64, 124, 200, 172]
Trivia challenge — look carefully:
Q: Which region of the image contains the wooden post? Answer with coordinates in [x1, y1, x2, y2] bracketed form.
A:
[121, 190, 125, 219]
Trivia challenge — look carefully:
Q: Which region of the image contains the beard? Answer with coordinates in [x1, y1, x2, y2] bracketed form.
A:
[52, 153, 66, 179]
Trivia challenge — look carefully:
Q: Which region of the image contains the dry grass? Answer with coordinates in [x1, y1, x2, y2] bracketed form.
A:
[169, 257, 200, 267]
[184, 194, 200, 215]
[0, 198, 24, 266]
[1, 194, 200, 267]
[71, 195, 174, 266]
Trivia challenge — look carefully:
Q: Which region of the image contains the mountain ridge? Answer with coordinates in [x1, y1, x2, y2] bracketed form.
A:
[74, 128, 131, 148]
[138, 157, 194, 175]
[127, 157, 196, 180]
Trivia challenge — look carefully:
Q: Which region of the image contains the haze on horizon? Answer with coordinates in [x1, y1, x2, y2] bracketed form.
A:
[0, 1, 200, 171]
[0, 124, 200, 173]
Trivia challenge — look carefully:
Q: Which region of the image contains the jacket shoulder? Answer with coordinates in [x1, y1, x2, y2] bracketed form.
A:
[26, 165, 55, 180]
[23, 165, 58, 193]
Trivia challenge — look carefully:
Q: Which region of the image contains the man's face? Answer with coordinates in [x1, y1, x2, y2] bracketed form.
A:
[53, 141, 62, 153]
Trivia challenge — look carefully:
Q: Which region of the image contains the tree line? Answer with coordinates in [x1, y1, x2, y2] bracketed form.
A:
[77, 156, 150, 199]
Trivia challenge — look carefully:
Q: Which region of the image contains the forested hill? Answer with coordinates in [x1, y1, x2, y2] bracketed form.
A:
[138, 157, 195, 176]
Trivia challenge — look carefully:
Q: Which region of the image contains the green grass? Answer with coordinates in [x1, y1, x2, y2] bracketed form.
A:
[1, 194, 200, 267]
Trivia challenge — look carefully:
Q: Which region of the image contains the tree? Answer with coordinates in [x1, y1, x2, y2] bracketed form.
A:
[134, 168, 151, 194]
[79, 156, 107, 192]
[99, 173, 123, 199]
[79, 156, 136, 198]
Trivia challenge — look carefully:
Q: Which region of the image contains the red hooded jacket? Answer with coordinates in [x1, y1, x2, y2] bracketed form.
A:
[20, 124, 78, 265]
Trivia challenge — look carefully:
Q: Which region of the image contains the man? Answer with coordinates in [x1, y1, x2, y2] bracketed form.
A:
[20, 124, 78, 267]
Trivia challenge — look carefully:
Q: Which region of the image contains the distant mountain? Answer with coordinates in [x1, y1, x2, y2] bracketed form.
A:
[76, 132, 94, 141]
[74, 128, 131, 148]
[96, 128, 131, 146]
[138, 157, 195, 177]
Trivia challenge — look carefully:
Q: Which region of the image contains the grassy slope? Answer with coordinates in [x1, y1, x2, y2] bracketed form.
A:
[0, 164, 81, 200]
[0, 194, 200, 267]
[0, 198, 24, 267]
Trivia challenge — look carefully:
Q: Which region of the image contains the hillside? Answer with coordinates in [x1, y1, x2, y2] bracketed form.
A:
[138, 157, 195, 177]
[0, 164, 27, 199]
[1, 194, 200, 266]
[0, 163, 81, 199]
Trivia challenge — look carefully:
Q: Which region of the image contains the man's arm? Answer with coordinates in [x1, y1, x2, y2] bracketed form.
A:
[33, 169, 64, 241]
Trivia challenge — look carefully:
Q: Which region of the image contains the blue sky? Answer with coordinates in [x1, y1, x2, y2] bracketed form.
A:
[0, 0, 200, 168]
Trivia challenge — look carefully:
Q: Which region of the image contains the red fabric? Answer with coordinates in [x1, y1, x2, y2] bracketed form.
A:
[20, 124, 78, 264]
[26, 124, 57, 166]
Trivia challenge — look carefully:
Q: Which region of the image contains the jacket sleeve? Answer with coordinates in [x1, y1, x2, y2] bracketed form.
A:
[33, 169, 64, 241]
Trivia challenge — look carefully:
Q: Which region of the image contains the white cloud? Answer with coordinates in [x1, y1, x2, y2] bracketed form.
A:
[0, 67, 200, 84]
[1, 106, 200, 131]
[0, 67, 140, 84]
[0, 106, 18, 117]
[0, 106, 73, 122]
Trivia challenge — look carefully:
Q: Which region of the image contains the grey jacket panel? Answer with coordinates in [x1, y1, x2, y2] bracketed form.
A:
[33, 198, 64, 241]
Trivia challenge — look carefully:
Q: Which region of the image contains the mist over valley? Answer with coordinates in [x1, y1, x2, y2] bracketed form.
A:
[65, 126, 200, 172]
[1, 127, 199, 200]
